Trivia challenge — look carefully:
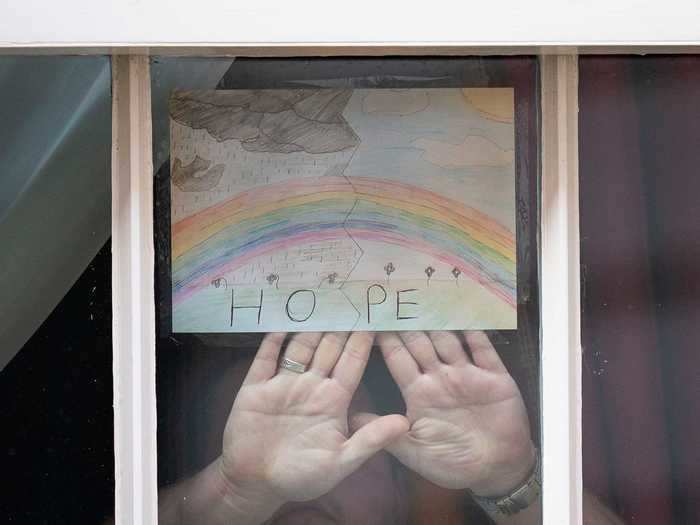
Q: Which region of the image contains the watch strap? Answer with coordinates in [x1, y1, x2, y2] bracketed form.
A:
[471, 452, 541, 517]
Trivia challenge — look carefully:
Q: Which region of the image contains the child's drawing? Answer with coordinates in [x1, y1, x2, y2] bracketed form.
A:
[170, 88, 517, 332]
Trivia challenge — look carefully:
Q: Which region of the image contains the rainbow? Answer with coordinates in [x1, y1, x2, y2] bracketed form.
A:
[172, 176, 516, 307]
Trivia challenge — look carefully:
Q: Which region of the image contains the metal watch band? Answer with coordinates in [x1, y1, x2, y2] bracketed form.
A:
[471, 452, 541, 517]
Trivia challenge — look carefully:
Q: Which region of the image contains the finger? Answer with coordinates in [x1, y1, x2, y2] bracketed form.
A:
[331, 331, 374, 394]
[464, 331, 507, 372]
[279, 332, 323, 375]
[243, 332, 286, 385]
[428, 331, 470, 366]
[309, 332, 348, 376]
[377, 332, 420, 389]
[340, 414, 409, 473]
[399, 331, 441, 371]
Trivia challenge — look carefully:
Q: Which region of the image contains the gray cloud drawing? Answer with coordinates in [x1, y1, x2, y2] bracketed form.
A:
[172, 155, 225, 192]
[169, 89, 360, 154]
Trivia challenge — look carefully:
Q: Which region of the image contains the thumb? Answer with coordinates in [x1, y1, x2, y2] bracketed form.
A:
[351, 412, 420, 475]
[340, 414, 409, 473]
[350, 412, 414, 460]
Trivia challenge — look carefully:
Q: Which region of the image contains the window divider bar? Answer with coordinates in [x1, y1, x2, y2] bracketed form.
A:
[540, 54, 583, 525]
[111, 54, 158, 525]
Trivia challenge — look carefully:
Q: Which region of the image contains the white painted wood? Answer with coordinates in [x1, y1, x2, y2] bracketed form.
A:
[540, 55, 582, 525]
[111, 55, 158, 525]
[1, 44, 700, 56]
[0, 0, 699, 48]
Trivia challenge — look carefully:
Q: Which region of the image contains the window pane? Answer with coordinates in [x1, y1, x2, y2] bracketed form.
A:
[153, 57, 542, 524]
[0, 56, 113, 523]
[580, 55, 700, 525]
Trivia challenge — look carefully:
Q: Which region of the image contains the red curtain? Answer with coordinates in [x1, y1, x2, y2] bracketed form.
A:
[580, 56, 700, 524]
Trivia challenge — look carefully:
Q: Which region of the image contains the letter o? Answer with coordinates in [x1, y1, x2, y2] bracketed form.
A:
[285, 289, 317, 322]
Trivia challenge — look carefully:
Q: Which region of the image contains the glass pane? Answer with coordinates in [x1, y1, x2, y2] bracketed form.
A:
[580, 55, 700, 525]
[0, 56, 113, 523]
[153, 57, 541, 524]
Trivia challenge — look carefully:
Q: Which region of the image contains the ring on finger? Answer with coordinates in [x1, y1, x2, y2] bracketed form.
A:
[279, 356, 308, 374]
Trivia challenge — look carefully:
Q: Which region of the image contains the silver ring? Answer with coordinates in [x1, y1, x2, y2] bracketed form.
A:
[279, 357, 308, 374]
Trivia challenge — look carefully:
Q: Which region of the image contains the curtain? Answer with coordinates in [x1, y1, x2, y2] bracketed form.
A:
[580, 56, 700, 525]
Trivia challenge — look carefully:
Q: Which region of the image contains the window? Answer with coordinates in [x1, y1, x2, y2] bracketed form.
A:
[7, 42, 698, 525]
[580, 55, 700, 525]
[0, 55, 113, 523]
[150, 56, 542, 524]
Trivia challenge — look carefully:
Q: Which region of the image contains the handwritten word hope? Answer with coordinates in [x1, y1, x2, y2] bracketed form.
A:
[229, 285, 419, 326]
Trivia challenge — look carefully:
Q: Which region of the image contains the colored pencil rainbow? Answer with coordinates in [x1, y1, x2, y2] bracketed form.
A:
[172, 176, 516, 307]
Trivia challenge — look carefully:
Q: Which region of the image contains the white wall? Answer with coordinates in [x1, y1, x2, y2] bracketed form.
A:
[1, 0, 699, 47]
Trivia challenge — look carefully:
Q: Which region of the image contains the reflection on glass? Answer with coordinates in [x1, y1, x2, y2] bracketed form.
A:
[0, 55, 113, 523]
[580, 56, 700, 525]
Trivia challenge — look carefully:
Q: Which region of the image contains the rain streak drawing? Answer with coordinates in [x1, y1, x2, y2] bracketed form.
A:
[170, 88, 517, 332]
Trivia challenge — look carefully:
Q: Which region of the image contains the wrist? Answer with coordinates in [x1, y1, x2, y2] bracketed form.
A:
[470, 442, 537, 498]
[214, 457, 285, 524]
[470, 449, 541, 519]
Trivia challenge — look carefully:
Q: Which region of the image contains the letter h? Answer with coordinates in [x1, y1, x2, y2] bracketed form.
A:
[230, 289, 263, 326]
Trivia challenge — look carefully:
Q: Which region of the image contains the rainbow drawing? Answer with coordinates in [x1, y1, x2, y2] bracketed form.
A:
[172, 176, 516, 308]
[169, 87, 517, 332]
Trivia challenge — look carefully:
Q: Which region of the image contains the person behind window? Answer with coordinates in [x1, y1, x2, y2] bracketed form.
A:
[151, 331, 622, 525]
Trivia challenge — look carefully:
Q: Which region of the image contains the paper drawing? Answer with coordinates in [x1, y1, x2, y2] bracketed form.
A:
[169, 88, 517, 332]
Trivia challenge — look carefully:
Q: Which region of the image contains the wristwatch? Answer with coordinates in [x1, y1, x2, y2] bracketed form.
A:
[471, 452, 541, 517]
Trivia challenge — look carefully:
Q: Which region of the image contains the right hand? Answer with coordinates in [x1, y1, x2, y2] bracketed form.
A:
[219, 332, 408, 515]
[352, 331, 535, 496]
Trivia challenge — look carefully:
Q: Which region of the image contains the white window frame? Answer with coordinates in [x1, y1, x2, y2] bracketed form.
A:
[112, 55, 158, 525]
[109, 50, 583, 525]
[540, 55, 581, 524]
[1, 0, 698, 515]
[4, 36, 696, 523]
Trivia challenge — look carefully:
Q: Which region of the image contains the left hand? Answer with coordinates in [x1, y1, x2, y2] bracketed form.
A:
[351, 331, 536, 496]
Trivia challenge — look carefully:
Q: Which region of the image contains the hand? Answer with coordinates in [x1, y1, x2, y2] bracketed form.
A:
[219, 332, 409, 516]
[352, 331, 535, 497]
